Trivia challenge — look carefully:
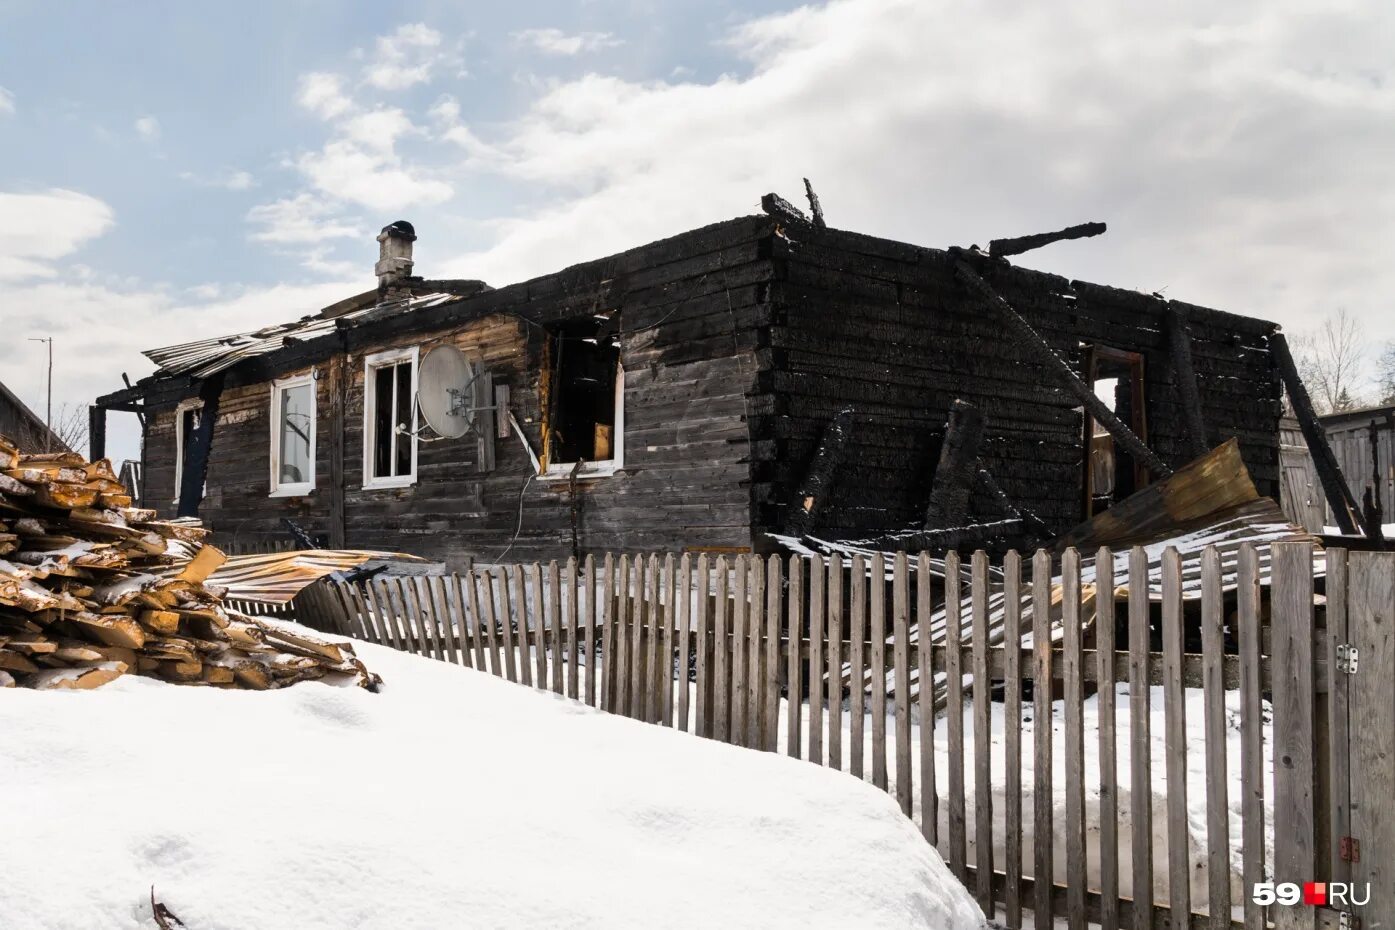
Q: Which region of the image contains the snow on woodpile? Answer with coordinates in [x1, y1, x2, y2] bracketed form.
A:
[0, 636, 986, 930]
[0, 434, 376, 690]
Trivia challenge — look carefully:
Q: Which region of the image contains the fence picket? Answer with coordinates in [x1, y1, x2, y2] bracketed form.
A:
[694, 554, 711, 738]
[1096, 547, 1118, 930]
[1032, 548, 1054, 925]
[663, 553, 677, 728]
[1161, 546, 1192, 923]
[372, 578, 402, 651]
[396, 578, 425, 657]
[644, 555, 661, 723]
[1201, 546, 1231, 928]
[584, 555, 597, 706]
[1063, 548, 1086, 930]
[1003, 550, 1023, 929]
[917, 552, 937, 847]
[850, 554, 866, 779]
[1324, 548, 1351, 890]
[1270, 542, 1315, 930]
[419, 577, 442, 661]
[510, 566, 532, 687]
[945, 551, 966, 878]
[678, 553, 692, 731]
[748, 556, 765, 748]
[827, 558, 844, 771]
[1237, 543, 1265, 930]
[713, 556, 730, 743]
[615, 556, 630, 715]
[430, 575, 459, 665]
[732, 555, 750, 746]
[478, 569, 504, 678]
[894, 552, 913, 818]
[1127, 545, 1153, 930]
[764, 555, 782, 753]
[870, 553, 889, 793]
[495, 570, 518, 683]
[350, 583, 380, 645]
[528, 562, 547, 688]
[601, 555, 615, 711]
[787, 556, 804, 759]
[566, 557, 579, 700]
[971, 550, 993, 913]
[809, 554, 826, 765]
[455, 573, 482, 670]
[549, 561, 564, 695]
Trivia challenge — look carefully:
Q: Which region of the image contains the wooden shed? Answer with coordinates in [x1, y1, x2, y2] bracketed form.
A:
[93, 203, 1284, 567]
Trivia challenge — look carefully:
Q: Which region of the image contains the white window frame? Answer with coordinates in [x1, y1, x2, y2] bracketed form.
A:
[539, 362, 625, 481]
[172, 398, 204, 502]
[362, 345, 420, 490]
[269, 372, 317, 497]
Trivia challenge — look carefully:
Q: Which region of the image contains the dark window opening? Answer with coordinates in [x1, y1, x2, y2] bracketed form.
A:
[545, 320, 621, 466]
[1081, 345, 1148, 518]
[370, 357, 415, 480]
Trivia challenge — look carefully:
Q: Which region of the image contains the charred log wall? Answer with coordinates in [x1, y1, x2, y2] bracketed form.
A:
[753, 227, 1282, 540]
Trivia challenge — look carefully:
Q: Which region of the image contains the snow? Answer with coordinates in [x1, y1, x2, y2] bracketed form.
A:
[1324, 522, 1395, 536]
[0, 634, 984, 930]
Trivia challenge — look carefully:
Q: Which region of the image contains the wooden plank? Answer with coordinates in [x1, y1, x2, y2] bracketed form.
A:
[388, 578, 418, 655]
[601, 554, 615, 711]
[350, 583, 380, 645]
[827, 556, 844, 771]
[475, 569, 501, 677]
[566, 557, 579, 699]
[517, 565, 538, 687]
[1162, 546, 1192, 924]
[455, 573, 483, 670]
[1323, 549, 1350, 890]
[497, 569, 518, 683]
[918, 552, 938, 847]
[1236, 543, 1265, 930]
[765, 554, 782, 753]
[713, 555, 730, 742]
[1033, 548, 1055, 925]
[430, 575, 460, 665]
[1003, 551, 1023, 928]
[645, 555, 661, 722]
[894, 552, 913, 816]
[678, 553, 693, 731]
[1349, 551, 1393, 930]
[1201, 546, 1232, 928]
[1129, 546, 1154, 930]
[748, 555, 765, 747]
[871, 552, 890, 793]
[1063, 547, 1086, 930]
[584, 554, 597, 706]
[529, 562, 548, 689]
[1271, 541, 1315, 930]
[548, 560, 564, 694]
[787, 556, 803, 758]
[808, 554, 826, 765]
[1097, 547, 1119, 930]
[420, 577, 443, 661]
[663, 553, 677, 728]
[694, 554, 711, 738]
[615, 555, 630, 715]
[404, 577, 431, 658]
[851, 554, 867, 779]
[971, 550, 994, 913]
[946, 550, 966, 878]
[368, 578, 398, 651]
[732, 555, 750, 746]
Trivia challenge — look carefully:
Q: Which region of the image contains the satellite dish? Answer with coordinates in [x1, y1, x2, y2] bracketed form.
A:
[417, 344, 481, 439]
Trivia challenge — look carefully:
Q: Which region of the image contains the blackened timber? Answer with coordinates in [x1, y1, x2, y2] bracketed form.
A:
[803, 178, 827, 229]
[784, 408, 854, 536]
[761, 192, 815, 233]
[952, 252, 1174, 479]
[924, 399, 984, 529]
[1269, 332, 1360, 535]
[88, 405, 106, 461]
[326, 347, 347, 548]
[988, 222, 1106, 259]
[1166, 305, 1209, 459]
[176, 373, 223, 518]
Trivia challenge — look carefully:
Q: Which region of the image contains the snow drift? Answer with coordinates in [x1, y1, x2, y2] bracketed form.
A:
[0, 630, 984, 930]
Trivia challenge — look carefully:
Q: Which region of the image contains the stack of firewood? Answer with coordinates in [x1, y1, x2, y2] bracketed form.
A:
[0, 435, 377, 691]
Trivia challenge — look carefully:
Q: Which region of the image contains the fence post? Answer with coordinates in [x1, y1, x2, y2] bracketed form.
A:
[1271, 541, 1316, 930]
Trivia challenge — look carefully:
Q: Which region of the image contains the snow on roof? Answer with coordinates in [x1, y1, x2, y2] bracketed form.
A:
[0, 636, 985, 930]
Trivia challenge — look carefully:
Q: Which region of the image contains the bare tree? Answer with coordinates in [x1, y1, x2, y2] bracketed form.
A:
[1378, 341, 1395, 406]
[1291, 308, 1368, 414]
[15, 402, 88, 455]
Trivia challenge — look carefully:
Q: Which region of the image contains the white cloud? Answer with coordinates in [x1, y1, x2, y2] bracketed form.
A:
[513, 28, 623, 56]
[134, 116, 160, 140]
[363, 23, 444, 90]
[341, 107, 418, 152]
[179, 169, 258, 191]
[246, 194, 361, 244]
[0, 87, 14, 115]
[0, 189, 115, 282]
[295, 140, 452, 211]
[297, 72, 354, 120]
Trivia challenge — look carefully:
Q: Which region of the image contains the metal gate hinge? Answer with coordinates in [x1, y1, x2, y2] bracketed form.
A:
[1339, 911, 1361, 930]
[1337, 643, 1359, 674]
[1340, 835, 1361, 862]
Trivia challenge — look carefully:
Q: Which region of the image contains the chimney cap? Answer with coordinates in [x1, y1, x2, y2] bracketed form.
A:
[379, 220, 417, 241]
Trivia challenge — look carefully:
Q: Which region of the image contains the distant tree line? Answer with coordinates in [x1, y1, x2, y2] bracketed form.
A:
[1289, 308, 1395, 415]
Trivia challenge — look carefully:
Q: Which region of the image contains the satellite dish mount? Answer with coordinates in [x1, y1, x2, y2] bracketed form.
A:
[412, 344, 496, 441]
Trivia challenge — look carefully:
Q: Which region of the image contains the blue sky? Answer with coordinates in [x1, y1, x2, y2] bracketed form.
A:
[3, 0, 1394, 464]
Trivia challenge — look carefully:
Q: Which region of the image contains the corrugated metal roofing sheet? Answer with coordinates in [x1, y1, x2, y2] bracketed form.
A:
[143, 292, 460, 379]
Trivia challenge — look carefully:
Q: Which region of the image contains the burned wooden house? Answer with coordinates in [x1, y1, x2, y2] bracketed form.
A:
[92, 197, 1285, 567]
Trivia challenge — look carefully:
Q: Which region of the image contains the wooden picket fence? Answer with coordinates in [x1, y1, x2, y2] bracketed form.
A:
[304, 543, 1392, 930]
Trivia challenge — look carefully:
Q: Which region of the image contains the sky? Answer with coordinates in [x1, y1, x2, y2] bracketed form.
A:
[2, 0, 1393, 465]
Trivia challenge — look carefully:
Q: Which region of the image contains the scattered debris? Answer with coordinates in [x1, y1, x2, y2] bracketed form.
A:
[150, 887, 186, 929]
[0, 434, 378, 691]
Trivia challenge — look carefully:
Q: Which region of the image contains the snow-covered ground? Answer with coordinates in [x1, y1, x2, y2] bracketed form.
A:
[0, 634, 986, 930]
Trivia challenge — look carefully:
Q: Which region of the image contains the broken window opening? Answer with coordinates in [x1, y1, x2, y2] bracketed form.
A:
[173, 398, 203, 501]
[542, 319, 623, 478]
[1081, 344, 1147, 518]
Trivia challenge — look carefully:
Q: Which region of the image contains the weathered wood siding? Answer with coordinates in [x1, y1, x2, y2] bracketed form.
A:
[141, 216, 778, 564]
[753, 228, 1282, 539]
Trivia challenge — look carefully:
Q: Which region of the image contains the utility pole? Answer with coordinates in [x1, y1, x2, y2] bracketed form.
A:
[28, 337, 52, 452]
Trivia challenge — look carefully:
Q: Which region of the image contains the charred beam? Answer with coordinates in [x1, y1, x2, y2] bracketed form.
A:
[1166, 306, 1209, 459]
[784, 407, 854, 537]
[802, 178, 826, 229]
[761, 192, 814, 232]
[175, 373, 224, 519]
[1269, 332, 1360, 535]
[978, 466, 1051, 538]
[88, 405, 106, 461]
[925, 399, 984, 529]
[952, 253, 1173, 479]
[988, 222, 1106, 259]
[1366, 418, 1385, 547]
[858, 518, 1024, 553]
